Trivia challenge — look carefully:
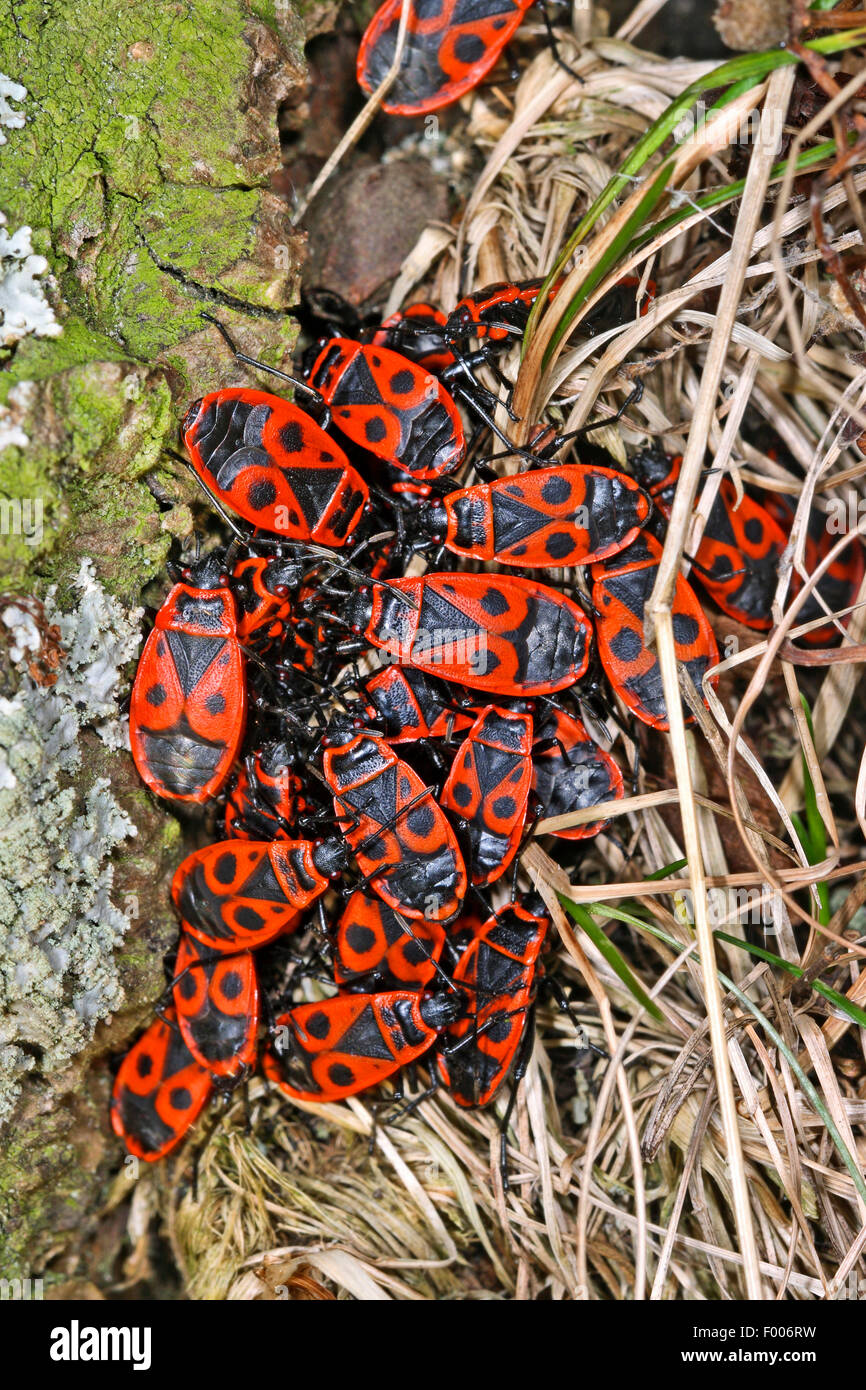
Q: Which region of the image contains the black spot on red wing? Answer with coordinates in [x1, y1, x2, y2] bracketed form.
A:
[214, 851, 237, 885]
[451, 779, 472, 808]
[146, 683, 166, 706]
[328, 1063, 355, 1087]
[169, 1086, 192, 1111]
[247, 478, 278, 511]
[545, 531, 575, 560]
[136, 1052, 154, 1078]
[673, 613, 700, 646]
[492, 795, 517, 819]
[220, 970, 243, 1000]
[205, 693, 226, 714]
[280, 421, 305, 453]
[541, 475, 571, 505]
[608, 625, 643, 663]
[403, 938, 428, 966]
[178, 972, 197, 1001]
[744, 517, 764, 544]
[481, 587, 509, 616]
[346, 923, 377, 955]
[305, 1010, 330, 1041]
[360, 835, 387, 862]
[234, 906, 265, 932]
[156, 638, 166, 657]
[455, 32, 486, 64]
[406, 805, 435, 835]
[365, 417, 388, 444]
[389, 370, 415, 394]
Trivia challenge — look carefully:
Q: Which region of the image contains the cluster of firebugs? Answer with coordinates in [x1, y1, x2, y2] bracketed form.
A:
[110, 0, 866, 1167]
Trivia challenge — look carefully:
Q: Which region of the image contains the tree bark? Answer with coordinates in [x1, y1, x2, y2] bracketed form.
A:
[0, 0, 309, 1286]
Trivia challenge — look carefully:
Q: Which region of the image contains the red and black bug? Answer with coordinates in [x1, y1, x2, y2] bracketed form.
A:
[581, 274, 656, 336]
[442, 277, 558, 349]
[357, 0, 534, 117]
[763, 491, 865, 645]
[172, 838, 346, 953]
[441, 704, 533, 886]
[634, 447, 787, 631]
[346, 572, 593, 696]
[263, 989, 463, 1103]
[416, 463, 651, 567]
[333, 888, 446, 992]
[111, 1008, 213, 1162]
[182, 388, 368, 544]
[173, 935, 260, 1080]
[322, 726, 467, 923]
[130, 551, 246, 804]
[231, 550, 300, 644]
[225, 741, 298, 841]
[372, 303, 456, 374]
[591, 531, 719, 730]
[437, 899, 548, 1107]
[306, 338, 465, 479]
[531, 706, 622, 839]
[362, 665, 475, 743]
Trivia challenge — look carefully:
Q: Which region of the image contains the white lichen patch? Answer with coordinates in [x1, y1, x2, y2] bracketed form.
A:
[0, 561, 144, 1122]
[0, 213, 62, 346]
[0, 74, 26, 145]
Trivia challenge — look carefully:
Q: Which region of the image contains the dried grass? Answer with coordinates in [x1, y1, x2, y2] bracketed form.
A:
[129, 4, 866, 1300]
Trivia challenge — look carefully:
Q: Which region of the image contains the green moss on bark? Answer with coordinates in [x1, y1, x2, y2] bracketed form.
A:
[0, 0, 309, 1286]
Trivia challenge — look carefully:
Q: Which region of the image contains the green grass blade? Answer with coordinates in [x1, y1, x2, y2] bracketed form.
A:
[557, 893, 664, 1020]
[714, 930, 866, 1028]
[523, 28, 866, 359]
[634, 919, 866, 1206]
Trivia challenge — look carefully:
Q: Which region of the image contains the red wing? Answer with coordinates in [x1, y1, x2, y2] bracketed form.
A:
[111, 1011, 212, 1161]
[358, 0, 530, 117]
[130, 625, 245, 802]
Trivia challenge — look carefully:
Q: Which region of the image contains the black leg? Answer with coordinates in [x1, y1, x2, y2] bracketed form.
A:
[538, 0, 585, 85]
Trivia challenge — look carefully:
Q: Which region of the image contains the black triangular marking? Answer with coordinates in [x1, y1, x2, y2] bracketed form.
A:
[340, 763, 398, 826]
[165, 632, 227, 697]
[417, 584, 474, 637]
[330, 353, 384, 409]
[287, 467, 343, 527]
[338, 1003, 394, 1060]
[491, 489, 555, 549]
[474, 742, 520, 797]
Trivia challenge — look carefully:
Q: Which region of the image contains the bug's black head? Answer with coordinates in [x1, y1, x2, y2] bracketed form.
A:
[302, 286, 363, 340]
[312, 836, 350, 878]
[321, 711, 365, 749]
[630, 445, 674, 491]
[521, 889, 549, 922]
[344, 585, 374, 636]
[258, 739, 297, 775]
[419, 989, 466, 1031]
[186, 549, 228, 590]
[413, 497, 448, 542]
[262, 554, 304, 594]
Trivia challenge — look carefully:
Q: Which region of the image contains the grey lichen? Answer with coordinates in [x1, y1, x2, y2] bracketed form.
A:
[0, 559, 142, 1121]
